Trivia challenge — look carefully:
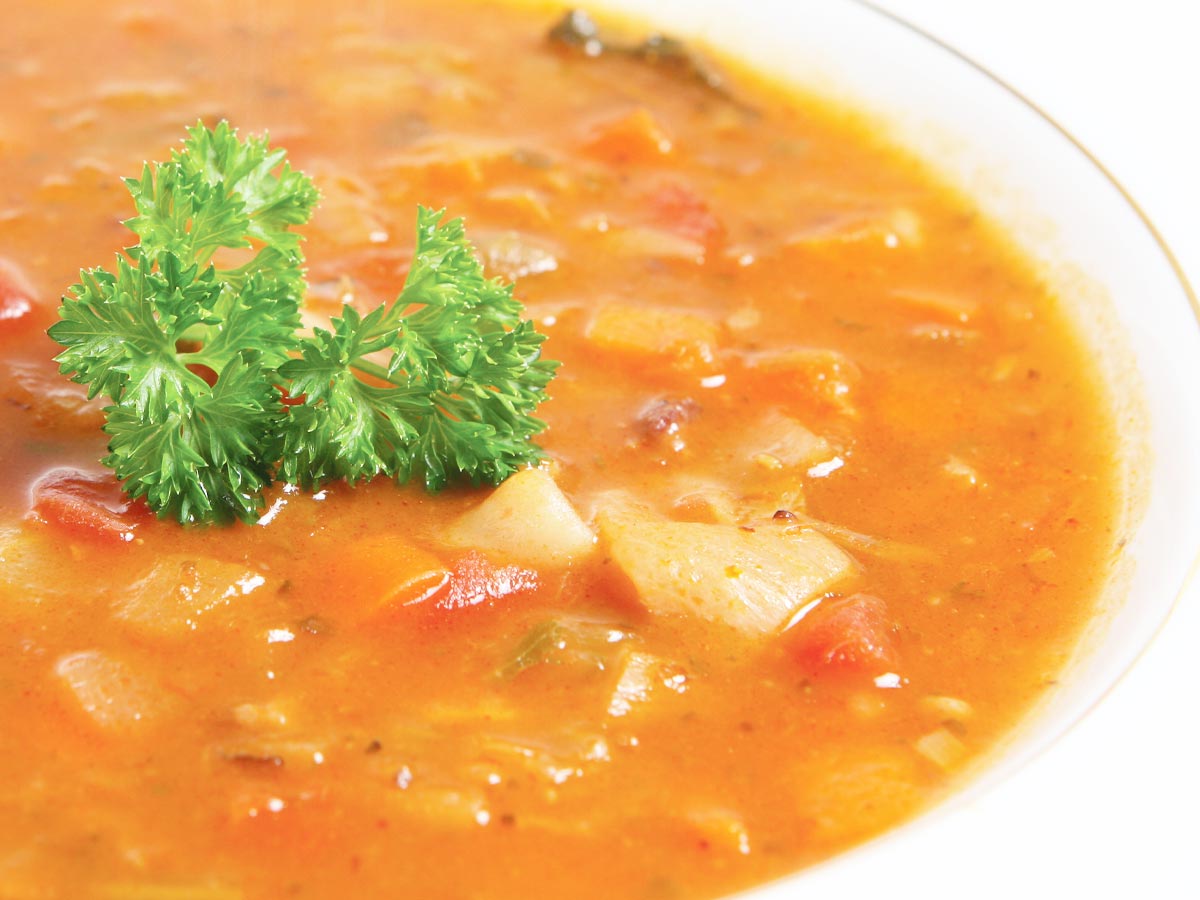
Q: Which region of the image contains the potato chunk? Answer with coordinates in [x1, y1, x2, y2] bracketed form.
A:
[598, 506, 857, 635]
[115, 556, 270, 638]
[443, 468, 595, 567]
[54, 651, 171, 732]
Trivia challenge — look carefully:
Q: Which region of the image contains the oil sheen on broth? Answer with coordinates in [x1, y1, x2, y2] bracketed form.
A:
[0, 1, 1121, 897]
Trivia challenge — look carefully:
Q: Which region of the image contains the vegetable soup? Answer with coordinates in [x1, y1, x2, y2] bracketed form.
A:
[0, 1, 1123, 897]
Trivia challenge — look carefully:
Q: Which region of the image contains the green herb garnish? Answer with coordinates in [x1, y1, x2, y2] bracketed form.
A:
[48, 121, 558, 525]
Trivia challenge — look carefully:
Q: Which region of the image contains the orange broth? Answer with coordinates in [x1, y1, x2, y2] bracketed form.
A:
[0, 1, 1122, 897]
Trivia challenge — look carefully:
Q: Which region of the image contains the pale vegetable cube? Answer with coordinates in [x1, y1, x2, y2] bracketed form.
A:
[607, 650, 689, 717]
[746, 411, 834, 470]
[791, 747, 923, 842]
[598, 508, 857, 636]
[913, 727, 968, 770]
[476, 730, 610, 786]
[683, 808, 751, 855]
[606, 226, 705, 263]
[920, 695, 974, 722]
[784, 205, 923, 249]
[586, 303, 719, 369]
[115, 556, 269, 638]
[480, 230, 560, 280]
[391, 781, 491, 829]
[443, 468, 595, 567]
[499, 615, 633, 679]
[54, 651, 170, 731]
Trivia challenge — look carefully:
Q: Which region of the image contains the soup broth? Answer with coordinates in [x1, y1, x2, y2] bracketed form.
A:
[0, 1, 1121, 897]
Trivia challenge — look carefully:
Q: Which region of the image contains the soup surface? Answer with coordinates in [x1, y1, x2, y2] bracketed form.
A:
[0, 1, 1121, 897]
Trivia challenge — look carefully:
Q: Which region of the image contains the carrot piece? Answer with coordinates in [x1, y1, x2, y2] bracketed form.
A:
[328, 534, 451, 619]
[582, 107, 673, 165]
[30, 468, 150, 542]
[788, 593, 899, 676]
[586, 303, 720, 370]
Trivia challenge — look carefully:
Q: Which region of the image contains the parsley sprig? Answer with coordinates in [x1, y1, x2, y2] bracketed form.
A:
[48, 122, 558, 525]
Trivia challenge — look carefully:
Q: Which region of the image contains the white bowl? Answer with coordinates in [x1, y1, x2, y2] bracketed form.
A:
[589, 0, 1200, 894]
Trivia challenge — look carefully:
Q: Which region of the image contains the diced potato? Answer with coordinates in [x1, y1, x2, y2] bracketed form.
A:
[607, 650, 689, 717]
[479, 230, 560, 280]
[913, 727, 968, 770]
[792, 747, 924, 843]
[745, 411, 835, 470]
[0, 257, 36, 330]
[306, 167, 388, 248]
[443, 468, 595, 567]
[479, 187, 553, 226]
[942, 455, 982, 487]
[391, 780, 491, 829]
[315, 39, 486, 109]
[0, 525, 69, 603]
[232, 700, 295, 731]
[784, 205, 923, 249]
[683, 807, 751, 855]
[115, 556, 271, 638]
[605, 225, 706, 263]
[587, 303, 720, 370]
[920, 695, 974, 722]
[379, 138, 514, 195]
[598, 505, 857, 636]
[55, 651, 170, 731]
[476, 730, 610, 787]
[499, 616, 633, 679]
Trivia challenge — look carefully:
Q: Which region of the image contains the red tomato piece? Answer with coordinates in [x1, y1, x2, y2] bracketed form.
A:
[0, 258, 36, 328]
[788, 593, 899, 675]
[30, 468, 150, 542]
[647, 182, 725, 248]
[433, 551, 539, 611]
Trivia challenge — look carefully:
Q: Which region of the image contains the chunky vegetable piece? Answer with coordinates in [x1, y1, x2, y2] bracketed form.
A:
[442, 467, 595, 566]
[48, 124, 558, 524]
[598, 504, 858, 636]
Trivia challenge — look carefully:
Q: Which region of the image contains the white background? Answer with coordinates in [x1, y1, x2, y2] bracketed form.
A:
[869, 1, 1199, 895]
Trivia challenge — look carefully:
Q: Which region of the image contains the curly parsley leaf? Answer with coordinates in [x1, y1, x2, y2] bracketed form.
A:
[278, 207, 558, 492]
[48, 123, 558, 525]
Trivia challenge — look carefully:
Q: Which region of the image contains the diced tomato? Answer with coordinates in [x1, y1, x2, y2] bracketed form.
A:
[647, 182, 725, 248]
[431, 551, 539, 612]
[30, 468, 151, 542]
[0, 258, 35, 329]
[787, 593, 899, 676]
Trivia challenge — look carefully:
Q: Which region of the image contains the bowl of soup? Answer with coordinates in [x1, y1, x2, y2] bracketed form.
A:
[0, 0, 1196, 897]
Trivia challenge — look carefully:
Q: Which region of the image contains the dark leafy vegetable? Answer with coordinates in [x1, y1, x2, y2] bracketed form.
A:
[548, 9, 742, 104]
